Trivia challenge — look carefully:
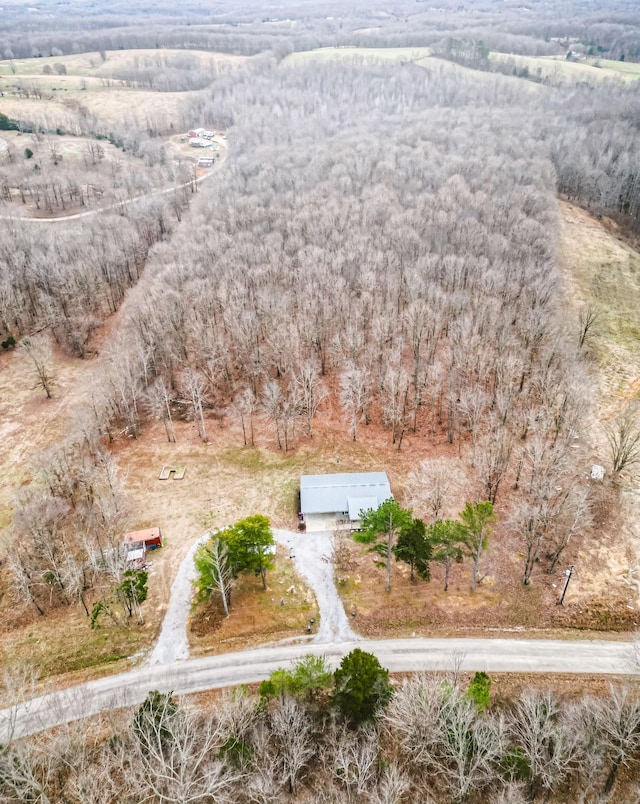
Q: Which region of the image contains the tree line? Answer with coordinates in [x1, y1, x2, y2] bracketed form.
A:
[355, 499, 497, 593]
[1, 0, 639, 62]
[2, 654, 640, 801]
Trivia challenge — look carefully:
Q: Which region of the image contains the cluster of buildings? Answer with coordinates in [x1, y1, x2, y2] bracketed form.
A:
[186, 126, 224, 169]
[123, 527, 163, 570]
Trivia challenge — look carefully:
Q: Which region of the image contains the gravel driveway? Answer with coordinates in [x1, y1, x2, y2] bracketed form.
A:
[148, 528, 358, 665]
[147, 533, 209, 665]
[273, 529, 360, 644]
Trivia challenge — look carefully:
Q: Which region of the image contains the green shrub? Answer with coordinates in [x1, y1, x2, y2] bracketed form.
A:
[467, 670, 491, 711]
[333, 648, 393, 724]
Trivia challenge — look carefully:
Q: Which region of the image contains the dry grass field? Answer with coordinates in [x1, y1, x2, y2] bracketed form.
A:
[284, 46, 432, 65]
[0, 49, 246, 78]
[582, 57, 640, 76]
[285, 47, 639, 85]
[558, 203, 640, 406]
[0, 342, 319, 687]
[489, 51, 640, 84]
[0, 48, 247, 132]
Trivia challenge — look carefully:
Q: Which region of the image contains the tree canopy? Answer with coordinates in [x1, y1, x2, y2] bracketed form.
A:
[427, 518, 466, 592]
[224, 514, 275, 590]
[459, 501, 497, 592]
[333, 648, 393, 724]
[356, 499, 412, 592]
[194, 515, 276, 613]
[394, 517, 432, 582]
[259, 655, 333, 703]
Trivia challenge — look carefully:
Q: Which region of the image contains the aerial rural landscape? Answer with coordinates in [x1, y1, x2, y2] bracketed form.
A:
[1, 0, 640, 800]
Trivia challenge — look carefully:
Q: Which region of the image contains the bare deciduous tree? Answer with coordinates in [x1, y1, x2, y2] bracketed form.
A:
[593, 684, 640, 796]
[507, 690, 581, 799]
[295, 358, 328, 438]
[234, 386, 257, 447]
[21, 335, 54, 399]
[370, 762, 412, 804]
[261, 379, 284, 450]
[144, 377, 176, 442]
[405, 458, 457, 522]
[179, 367, 209, 443]
[382, 362, 410, 450]
[329, 723, 379, 797]
[605, 403, 640, 475]
[269, 696, 315, 795]
[340, 364, 371, 442]
[577, 304, 599, 350]
[130, 698, 242, 803]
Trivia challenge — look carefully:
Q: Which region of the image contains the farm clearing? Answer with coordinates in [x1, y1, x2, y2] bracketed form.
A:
[2, 196, 640, 687]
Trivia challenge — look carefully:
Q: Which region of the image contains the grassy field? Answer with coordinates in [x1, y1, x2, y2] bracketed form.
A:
[0, 48, 246, 131]
[284, 46, 432, 65]
[583, 57, 640, 76]
[489, 52, 640, 84]
[558, 202, 640, 404]
[0, 48, 246, 78]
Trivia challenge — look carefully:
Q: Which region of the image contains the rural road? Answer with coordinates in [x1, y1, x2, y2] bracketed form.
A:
[0, 141, 226, 224]
[1, 637, 637, 742]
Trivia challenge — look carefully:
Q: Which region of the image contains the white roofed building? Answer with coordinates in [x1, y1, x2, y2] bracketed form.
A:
[300, 472, 392, 531]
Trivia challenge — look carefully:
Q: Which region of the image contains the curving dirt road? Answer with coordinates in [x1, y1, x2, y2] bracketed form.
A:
[0, 142, 226, 224]
[1, 636, 637, 741]
[2, 527, 637, 742]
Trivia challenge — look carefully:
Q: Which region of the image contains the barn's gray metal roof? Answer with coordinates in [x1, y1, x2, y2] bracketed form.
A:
[347, 496, 379, 520]
[300, 472, 392, 518]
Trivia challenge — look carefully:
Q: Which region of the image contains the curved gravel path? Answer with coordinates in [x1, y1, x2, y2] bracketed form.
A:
[272, 529, 360, 644]
[147, 533, 210, 665]
[148, 528, 357, 665]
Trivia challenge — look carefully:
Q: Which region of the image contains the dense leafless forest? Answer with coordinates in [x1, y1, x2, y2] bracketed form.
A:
[2, 669, 640, 802]
[2, 0, 640, 61]
[2, 0, 640, 798]
[0, 0, 639, 609]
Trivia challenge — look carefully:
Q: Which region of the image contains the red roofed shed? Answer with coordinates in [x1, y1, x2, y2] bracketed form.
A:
[124, 527, 163, 550]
